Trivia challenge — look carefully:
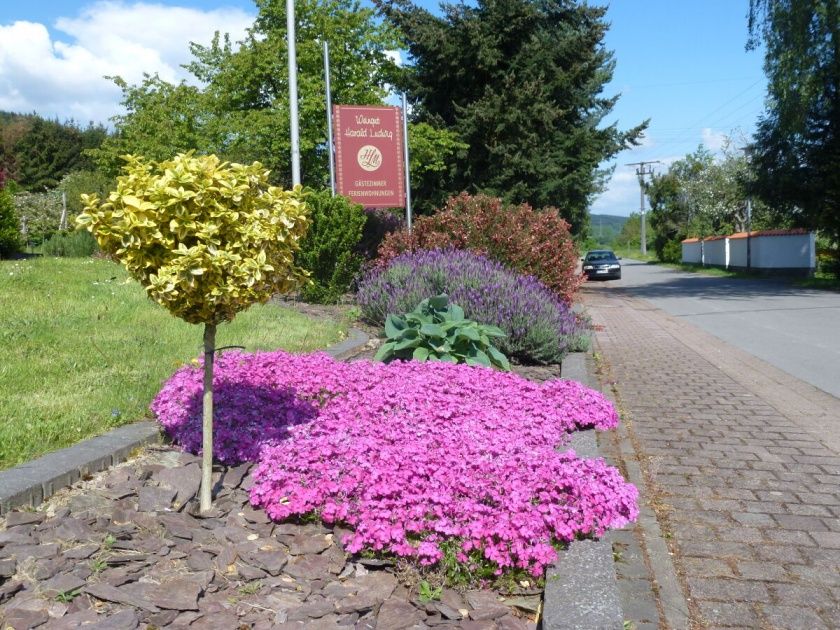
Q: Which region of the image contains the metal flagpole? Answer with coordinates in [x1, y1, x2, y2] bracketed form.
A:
[323, 40, 335, 195]
[287, 0, 301, 186]
[402, 92, 412, 233]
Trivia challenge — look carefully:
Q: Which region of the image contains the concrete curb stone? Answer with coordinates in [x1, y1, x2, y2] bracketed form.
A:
[0, 327, 372, 515]
[541, 351, 624, 630]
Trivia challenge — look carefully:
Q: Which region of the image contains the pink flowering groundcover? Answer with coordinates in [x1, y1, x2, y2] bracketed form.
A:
[152, 351, 638, 577]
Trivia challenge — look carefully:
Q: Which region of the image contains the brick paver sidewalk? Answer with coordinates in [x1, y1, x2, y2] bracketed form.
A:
[584, 285, 840, 629]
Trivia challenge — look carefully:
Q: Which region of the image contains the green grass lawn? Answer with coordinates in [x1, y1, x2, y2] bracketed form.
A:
[0, 257, 346, 470]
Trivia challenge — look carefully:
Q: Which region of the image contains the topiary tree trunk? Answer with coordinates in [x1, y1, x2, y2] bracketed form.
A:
[200, 323, 216, 512]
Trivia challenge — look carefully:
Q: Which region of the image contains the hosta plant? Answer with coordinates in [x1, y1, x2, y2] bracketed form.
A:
[374, 294, 510, 370]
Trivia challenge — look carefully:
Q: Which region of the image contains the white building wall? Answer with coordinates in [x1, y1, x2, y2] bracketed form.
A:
[729, 237, 747, 268]
[682, 241, 702, 264]
[704, 238, 729, 268]
[751, 233, 814, 269]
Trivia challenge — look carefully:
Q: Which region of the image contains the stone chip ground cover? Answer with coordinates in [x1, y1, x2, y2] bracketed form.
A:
[0, 448, 540, 628]
[153, 351, 638, 578]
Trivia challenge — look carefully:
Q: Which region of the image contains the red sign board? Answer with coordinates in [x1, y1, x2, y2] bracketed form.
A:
[333, 105, 405, 208]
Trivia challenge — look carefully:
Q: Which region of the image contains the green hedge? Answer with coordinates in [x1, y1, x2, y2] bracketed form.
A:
[296, 190, 367, 304]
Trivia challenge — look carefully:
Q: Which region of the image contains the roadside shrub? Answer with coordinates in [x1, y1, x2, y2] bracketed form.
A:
[296, 190, 366, 303]
[153, 350, 638, 579]
[376, 193, 583, 303]
[659, 238, 683, 263]
[376, 294, 510, 370]
[357, 249, 581, 365]
[41, 230, 98, 257]
[0, 186, 21, 258]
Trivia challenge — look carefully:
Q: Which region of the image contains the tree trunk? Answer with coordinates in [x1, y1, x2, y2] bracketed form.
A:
[199, 322, 216, 513]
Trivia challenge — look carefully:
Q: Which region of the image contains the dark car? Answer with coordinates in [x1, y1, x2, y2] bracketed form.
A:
[582, 249, 622, 280]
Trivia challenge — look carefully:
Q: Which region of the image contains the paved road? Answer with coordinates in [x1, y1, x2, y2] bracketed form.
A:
[584, 284, 840, 629]
[597, 260, 840, 399]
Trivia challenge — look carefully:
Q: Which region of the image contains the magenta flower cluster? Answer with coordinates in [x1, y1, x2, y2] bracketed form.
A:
[152, 351, 638, 577]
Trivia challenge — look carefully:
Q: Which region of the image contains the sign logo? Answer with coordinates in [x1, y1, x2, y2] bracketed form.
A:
[357, 145, 382, 172]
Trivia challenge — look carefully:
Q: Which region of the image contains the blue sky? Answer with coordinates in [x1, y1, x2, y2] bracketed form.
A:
[0, 1, 766, 217]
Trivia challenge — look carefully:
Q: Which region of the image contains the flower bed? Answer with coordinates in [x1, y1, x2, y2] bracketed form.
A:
[357, 249, 584, 365]
[153, 351, 638, 578]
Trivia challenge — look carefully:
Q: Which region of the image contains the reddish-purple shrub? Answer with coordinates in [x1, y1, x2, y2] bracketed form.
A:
[376, 193, 584, 303]
[152, 351, 638, 577]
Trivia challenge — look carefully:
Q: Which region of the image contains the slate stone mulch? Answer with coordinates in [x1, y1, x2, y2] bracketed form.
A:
[0, 447, 540, 629]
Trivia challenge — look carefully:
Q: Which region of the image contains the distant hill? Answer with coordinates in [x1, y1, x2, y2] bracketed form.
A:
[589, 213, 627, 246]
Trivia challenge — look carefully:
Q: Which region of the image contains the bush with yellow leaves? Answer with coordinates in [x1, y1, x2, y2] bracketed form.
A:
[77, 152, 311, 511]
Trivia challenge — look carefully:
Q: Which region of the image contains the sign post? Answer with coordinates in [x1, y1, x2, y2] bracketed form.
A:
[333, 105, 405, 208]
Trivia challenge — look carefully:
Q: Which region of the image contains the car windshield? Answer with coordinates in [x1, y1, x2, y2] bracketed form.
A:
[585, 252, 617, 262]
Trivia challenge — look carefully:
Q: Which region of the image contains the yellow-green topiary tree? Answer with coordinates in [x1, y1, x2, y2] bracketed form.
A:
[77, 152, 311, 511]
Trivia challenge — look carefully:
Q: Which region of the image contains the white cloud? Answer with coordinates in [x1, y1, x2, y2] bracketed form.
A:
[701, 127, 728, 152]
[0, 2, 254, 124]
[590, 168, 642, 216]
[385, 50, 402, 67]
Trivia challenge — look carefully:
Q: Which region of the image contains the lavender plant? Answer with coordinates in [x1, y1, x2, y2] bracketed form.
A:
[357, 249, 584, 365]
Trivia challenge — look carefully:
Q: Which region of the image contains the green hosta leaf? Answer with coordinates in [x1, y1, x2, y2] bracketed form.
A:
[374, 341, 395, 362]
[471, 349, 492, 367]
[487, 346, 511, 371]
[419, 323, 445, 338]
[394, 336, 420, 351]
[384, 314, 407, 338]
[455, 326, 481, 342]
[406, 311, 432, 326]
[449, 303, 465, 322]
[437, 353, 458, 364]
[428, 294, 449, 310]
[413, 346, 431, 361]
[481, 325, 506, 338]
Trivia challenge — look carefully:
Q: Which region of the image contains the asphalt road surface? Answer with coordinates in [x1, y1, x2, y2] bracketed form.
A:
[587, 259, 840, 399]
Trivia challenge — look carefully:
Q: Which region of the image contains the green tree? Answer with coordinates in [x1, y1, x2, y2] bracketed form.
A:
[0, 112, 36, 183]
[376, 0, 646, 235]
[0, 184, 21, 258]
[747, 0, 840, 245]
[89, 76, 207, 177]
[407, 122, 468, 215]
[91, 0, 400, 189]
[14, 117, 106, 190]
[647, 143, 784, 260]
[613, 213, 654, 253]
[78, 153, 311, 511]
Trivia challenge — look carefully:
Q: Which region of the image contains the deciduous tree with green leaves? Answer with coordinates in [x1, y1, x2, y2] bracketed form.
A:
[377, 0, 647, 235]
[646, 142, 785, 260]
[91, 0, 400, 190]
[747, 0, 840, 246]
[77, 153, 311, 511]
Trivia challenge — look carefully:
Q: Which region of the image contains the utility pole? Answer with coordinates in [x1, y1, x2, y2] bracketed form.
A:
[739, 145, 754, 270]
[627, 161, 660, 256]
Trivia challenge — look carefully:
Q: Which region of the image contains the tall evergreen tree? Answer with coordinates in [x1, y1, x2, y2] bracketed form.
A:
[748, 0, 840, 245]
[3, 115, 106, 190]
[377, 0, 646, 234]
